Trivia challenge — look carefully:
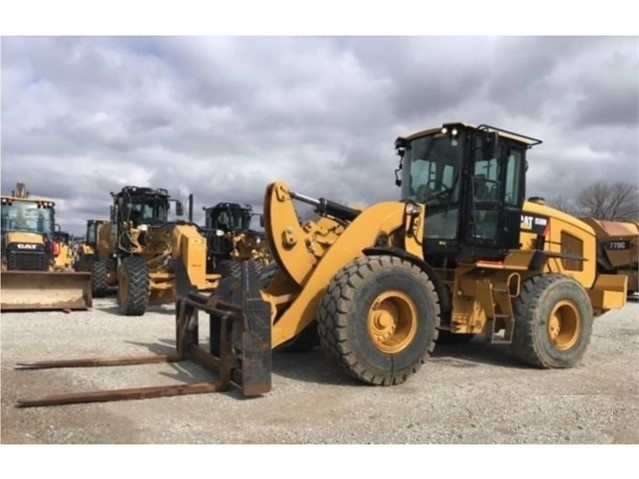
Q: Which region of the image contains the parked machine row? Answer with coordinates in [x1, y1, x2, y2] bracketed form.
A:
[0, 183, 92, 310]
[9, 121, 637, 407]
[69, 187, 271, 316]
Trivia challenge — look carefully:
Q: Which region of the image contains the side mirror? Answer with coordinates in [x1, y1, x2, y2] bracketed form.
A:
[175, 200, 184, 217]
[259, 215, 265, 228]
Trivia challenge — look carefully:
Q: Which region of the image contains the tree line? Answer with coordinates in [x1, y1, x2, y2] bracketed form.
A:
[548, 181, 638, 221]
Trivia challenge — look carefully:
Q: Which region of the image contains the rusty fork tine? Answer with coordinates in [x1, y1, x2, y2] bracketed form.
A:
[16, 381, 228, 408]
[15, 354, 182, 370]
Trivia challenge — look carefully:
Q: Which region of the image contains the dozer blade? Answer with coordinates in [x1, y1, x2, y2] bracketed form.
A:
[1, 270, 92, 311]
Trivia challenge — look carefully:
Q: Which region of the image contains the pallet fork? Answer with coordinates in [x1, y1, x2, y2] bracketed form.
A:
[15, 262, 272, 407]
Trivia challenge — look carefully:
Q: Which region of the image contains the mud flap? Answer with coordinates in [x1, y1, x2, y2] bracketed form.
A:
[1, 271, 92, 311]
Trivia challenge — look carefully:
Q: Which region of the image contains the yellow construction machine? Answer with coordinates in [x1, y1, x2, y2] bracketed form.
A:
[15, 122, 628, 407]
[72, 219, 108, 272]
[1, 183, 92, 311]
[51, 227, 74, 271]
[202, 202, 272, 278]
[580, 217, 638, 295]
[89, 186, 219, 315]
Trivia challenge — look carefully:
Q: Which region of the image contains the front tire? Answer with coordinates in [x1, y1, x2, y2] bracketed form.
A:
[317, 255, 440, 385]
[117, 256, 149, 316]
[216, 259, 264, 280]
[512, 274, 593, 368]
[90, 259, 108, 298]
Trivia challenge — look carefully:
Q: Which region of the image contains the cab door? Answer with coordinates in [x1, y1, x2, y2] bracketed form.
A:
[462, 139, 526, 260]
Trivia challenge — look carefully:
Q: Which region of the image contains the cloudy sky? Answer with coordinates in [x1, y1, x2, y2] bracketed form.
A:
[2, 35, 638, 234]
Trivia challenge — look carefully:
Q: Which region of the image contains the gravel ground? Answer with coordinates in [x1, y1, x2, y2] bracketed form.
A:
[1, 295, 638, 477]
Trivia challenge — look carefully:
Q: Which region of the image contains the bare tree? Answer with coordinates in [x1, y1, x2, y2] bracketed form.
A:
[575, 181, 638, 220]
[547, 195, 579, 216]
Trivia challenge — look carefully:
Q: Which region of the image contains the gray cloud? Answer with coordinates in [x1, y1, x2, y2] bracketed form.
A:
[2, 36, 637, 235]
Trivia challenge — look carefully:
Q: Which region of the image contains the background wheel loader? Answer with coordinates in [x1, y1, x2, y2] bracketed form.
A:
[90, 185, 219, 316]
[202, 202, 272, 278]
[1, 182, 92, 311]
[15, 122, 629, 407]
[73, 219, 108, 272]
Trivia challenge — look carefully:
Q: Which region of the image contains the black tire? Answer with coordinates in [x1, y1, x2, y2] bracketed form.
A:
[278, 324, 321, 353]
[90, 259, 109, 298]
[216, 259, 264, 279]
[216, 260, 243, 279]
[73, 255, 88, 272]
[436, 331, 476, 345]
[117, 256, 149, 316]
[317, 255, 440, 385]
[512, 274, 593, 368]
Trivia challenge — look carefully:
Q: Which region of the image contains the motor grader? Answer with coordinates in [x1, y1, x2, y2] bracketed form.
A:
[202, 202, 272, 277]
[580, 217, 638, 295]
[15, 122, 628, 407]
[0, 182, 92, 311]
[89, 185, 219, 316]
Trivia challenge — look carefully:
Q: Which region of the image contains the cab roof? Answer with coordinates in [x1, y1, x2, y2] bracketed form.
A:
[402, 122, 542, 148]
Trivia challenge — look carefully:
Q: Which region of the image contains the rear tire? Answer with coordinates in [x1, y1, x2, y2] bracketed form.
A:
[317, 255, 440, 385]
[278, 324, 321, 353]
[216, 260, 242, 279]
[117, 256, 149, 316]
[216, 259, 264, 279]
[90, 259, 108, 298]
[512, 274, 593, 368]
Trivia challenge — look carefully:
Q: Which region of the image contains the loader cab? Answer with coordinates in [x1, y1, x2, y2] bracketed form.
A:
[204, 202, 253, 233]
[111, 186, 171, 229]
[396, 122, 541, 264]
[202, 203, 255, 272]
[0, 198, 55, 236]
[1, 197, 56, 270]
[85, 220, 107, 248]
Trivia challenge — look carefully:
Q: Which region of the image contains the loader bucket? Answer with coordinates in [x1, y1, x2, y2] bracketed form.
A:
[1, 271, 92, 311]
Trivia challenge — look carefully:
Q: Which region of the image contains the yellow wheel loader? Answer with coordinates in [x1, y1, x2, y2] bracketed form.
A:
[1, 183, 91, 311]
[579, 218, 638, 295]
[202, 202, 272, 278]
[73, 219, 108, 272]
[90, 186, 219, 316]
[15, 123, 628, 406]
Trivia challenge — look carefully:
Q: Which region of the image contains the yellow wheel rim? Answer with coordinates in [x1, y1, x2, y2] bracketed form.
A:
[367, 290, 418, 354]
[547, 299, 581, 350]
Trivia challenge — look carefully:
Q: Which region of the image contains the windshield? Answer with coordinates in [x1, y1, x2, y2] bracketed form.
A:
[86, 223, 97, 244]
[0, 200, 55, 235]
[129, 197, 169, 223]
[208, 208, 251, 232]
[401, 131, 464, 206]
